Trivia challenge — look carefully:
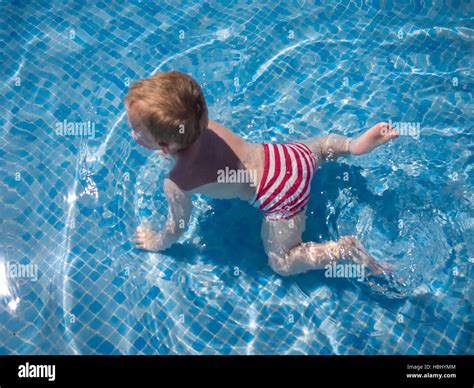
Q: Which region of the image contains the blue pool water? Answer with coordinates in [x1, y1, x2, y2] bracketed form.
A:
[1, 0, 473, 354]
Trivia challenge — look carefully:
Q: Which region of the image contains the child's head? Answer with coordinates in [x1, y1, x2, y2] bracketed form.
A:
[125, 71, 208, 154]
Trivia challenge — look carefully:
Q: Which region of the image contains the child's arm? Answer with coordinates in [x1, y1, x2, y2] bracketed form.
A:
[133, 178, 193, 251]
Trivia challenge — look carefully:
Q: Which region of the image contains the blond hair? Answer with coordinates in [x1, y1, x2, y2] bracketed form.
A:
[125, 71, 208, 148]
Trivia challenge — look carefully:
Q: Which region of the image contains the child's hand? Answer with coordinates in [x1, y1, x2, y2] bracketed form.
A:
[132, 226, 162, 251]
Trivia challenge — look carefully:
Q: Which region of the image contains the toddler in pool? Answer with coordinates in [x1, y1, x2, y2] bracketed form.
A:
[126, 71, 398, 277]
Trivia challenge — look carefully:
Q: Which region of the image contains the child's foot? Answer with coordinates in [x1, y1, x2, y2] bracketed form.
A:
[338, 236, 392, 276]
[132, 226, 162, 251]
[357, 271, 409, 300]
[349, 122, 399, 155]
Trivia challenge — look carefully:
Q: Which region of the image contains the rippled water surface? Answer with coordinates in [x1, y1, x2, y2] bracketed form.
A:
[1, 0, 473, 354]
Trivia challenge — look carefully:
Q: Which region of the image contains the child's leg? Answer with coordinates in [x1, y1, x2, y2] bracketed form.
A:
[301, 122, 398, 162]
[300, 133, 352, 163]
[261, 211, 386, 277]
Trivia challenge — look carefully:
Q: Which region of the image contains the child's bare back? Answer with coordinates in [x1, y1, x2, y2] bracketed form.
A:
[126, 71, 398, 279]
[169, 119, 264, 201]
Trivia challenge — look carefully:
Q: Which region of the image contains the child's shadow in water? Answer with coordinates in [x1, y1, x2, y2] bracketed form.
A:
[166, 162, 402, 298]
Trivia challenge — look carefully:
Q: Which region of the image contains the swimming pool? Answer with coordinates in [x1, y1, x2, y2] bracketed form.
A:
[1, 0, 472, 355]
